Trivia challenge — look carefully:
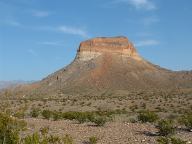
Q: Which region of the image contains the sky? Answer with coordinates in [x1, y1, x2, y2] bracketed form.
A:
[0, 0, 192, 81]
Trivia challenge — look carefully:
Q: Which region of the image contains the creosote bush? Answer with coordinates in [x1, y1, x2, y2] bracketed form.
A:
[30, 108, 40, 118]
[157, 137, 186, 144]
[157, 119, 175, 136]
[89, 136, 98, 144]
[22, 129, 74, 144]
[138, 110, 159, 123]
[42, 110, 52, 119]
[90, 116, 107, 126]
[38, 110, 108, 126]
[170, 137, 186, 144]
[62, 134, 73, 144]
[157, 137, 169, 144]
[179, 113, 192, 131]
[0, 112, 26, 144]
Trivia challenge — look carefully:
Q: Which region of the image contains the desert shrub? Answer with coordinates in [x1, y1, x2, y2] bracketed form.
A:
[179, 113, 192, 131]
[97, 109, 127, 116]
[157, 137, 169, 144]
[37, 110, 108, 126]
[157, 119, 175, 136]
[0, 112, 26, 144]
[22, 131, 73, 144]
[48, 135, 61, 143]
[157, 137, 186, 144]
[14, 110, 25, 118]
[52, 111, 62, 121]
[138, 110, 159, 123]
[40, 127, 49, 136]
[62, 112, 78, 120]
[170, 137, 186, 144]
[90, 116, 107, 126]
[39, 110, 116, 125]
[86, 113, 95, 122]
[30, 108, 40, 118]
[62, 134, 73, 144]
[75, 112, 89, 123]
[62, 112, 95, 124]
[128, 117, 137, 123]
[22, 132, 41, 144]
[42, 110, 52, 119]
[89, 136, 98, 144]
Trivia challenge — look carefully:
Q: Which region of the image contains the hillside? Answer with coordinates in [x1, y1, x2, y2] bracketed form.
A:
[26, 36, 192, 97]
[0, 36, 192, 144]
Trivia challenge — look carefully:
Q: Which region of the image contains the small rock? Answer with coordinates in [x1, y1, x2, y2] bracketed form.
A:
[142, 139, 146, 142]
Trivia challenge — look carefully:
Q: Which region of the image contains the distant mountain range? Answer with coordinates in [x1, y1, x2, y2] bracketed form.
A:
[0, 81, 34, 90]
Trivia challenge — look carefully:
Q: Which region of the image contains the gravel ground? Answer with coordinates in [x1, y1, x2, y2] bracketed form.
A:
[24, 118, 192, 144]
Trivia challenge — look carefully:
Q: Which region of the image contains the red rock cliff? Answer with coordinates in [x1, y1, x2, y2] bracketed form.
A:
[77, 36, 141, 61]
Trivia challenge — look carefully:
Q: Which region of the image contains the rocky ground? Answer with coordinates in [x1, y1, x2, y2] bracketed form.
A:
[1, 88, 192, 144]
[24, 118, 192, 144]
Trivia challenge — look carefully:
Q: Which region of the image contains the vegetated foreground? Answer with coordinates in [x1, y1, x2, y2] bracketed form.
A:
[24, 118, 191, 144]
[0, 88, 192, 144]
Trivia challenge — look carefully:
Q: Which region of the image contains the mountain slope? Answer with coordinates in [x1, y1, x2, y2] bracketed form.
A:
[30, 36, 192, 96]
[1, 36, 191, 98]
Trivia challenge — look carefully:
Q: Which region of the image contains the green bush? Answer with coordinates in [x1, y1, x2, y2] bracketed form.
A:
[170, 137, 186, 144]
[0, 113, 26, 144]
[22, 131, 73, 144]
[48, 135, 61, 143]
[62, 112, 78, 120]
[157, 137, 169, 144]
[138, 110, 159, 123]
[157, 137, 186, 144]
[52, 111, 62, 121]
[90, 116, 107, 126]
[179, 113, 192, 131]
[75, 112, 88, 124]
[89, 136, 98, 144]
[42, 110, 52, 119]
[30, 108, 40, 118]
[37, 110, 108, 126]
[157, 119, 175, 136]
[62, 134, 73, 144]
[40, 127, 49, 136]
[38, 110, 114, 126]
[14, 110, 25, 119]
[22, 132, 41, 144]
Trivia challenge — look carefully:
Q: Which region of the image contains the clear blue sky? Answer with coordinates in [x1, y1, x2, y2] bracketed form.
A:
[0, 0, 192, 81]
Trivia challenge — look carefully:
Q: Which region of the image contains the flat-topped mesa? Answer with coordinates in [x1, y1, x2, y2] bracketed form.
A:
[77, 36, 141, 61]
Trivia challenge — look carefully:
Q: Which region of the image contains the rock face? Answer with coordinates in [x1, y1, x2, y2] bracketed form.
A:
[77, 37, 141, 61]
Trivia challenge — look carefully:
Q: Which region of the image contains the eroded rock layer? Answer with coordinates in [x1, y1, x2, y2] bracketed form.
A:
[77, 37, 141, 61]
